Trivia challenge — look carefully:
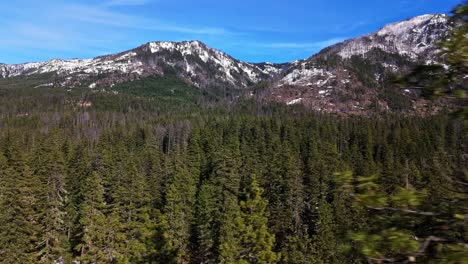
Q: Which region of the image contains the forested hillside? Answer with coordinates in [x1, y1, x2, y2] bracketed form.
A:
[0, 86, 465, 263]
[0, 2, 466, 264]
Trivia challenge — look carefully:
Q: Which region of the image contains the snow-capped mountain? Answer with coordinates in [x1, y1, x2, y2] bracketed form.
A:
[332, 14, 450, 60]
[269, 14, 452, 113]
[0, 14, 453, 114]
[0, 40, 280, 89]
[278, 14, 451, 86]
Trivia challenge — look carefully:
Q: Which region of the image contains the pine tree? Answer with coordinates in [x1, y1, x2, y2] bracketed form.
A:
[283, 139, 304, 235]
[214, 123, 243, 263]
[162, 152, 198, 263]
[194, 181, 218, 263]
[236, 175, 278, 264]
[275, 132, 308, 257]
[32, 139, 68, 263]
[187, 128, 203, 180]
[142, 131, 164, 210]
[280, 234, 316, 264]
[77, 171, 108, 263]
[65, 143, 91, 255]
[263, 125, 288, 248]
[0, 142, 41, 263]
[112, 156, 154, 262]
[218, 204, 243, 264]
[312, 201, 338, 264]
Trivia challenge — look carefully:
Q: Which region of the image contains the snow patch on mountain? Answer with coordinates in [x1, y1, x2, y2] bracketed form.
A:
[287, 98, 304, 105]
[281, 65, 335, 86]
[337, 14, 450, 59]
[261, 64, 281, 75]
[0, 64, 8, 78]
[146, 40, 265, 85]
[0, 40, 269, 88]
[0, 13, 451, 95]
[2, 56, 134, 78]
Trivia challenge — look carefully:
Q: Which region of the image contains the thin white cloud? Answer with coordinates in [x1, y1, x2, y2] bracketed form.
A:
[0, 1, 231, 63]
[260, 38, 347, 49]
[0, 22, 122, 59]
[15, 24, 63, 42]
[57, 4, 227, 35]
[105, 0, 153, 6]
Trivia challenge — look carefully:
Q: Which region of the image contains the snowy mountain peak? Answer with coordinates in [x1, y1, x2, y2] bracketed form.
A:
[377, 14, 447, 36]
[140, 40, 274, 85]
[145, 40, 227, 64]
[333, 13, 450, 60]
[0, 13, 452, 98]
[0, 40, 274, 89]
[273, 13, 452, 112]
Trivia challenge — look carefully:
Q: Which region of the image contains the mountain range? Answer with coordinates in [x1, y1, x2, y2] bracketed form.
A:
[0, 14, 453, 114]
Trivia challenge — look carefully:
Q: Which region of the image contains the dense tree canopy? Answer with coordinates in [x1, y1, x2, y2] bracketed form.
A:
[0, 91, 465, 263]
[0, 4, 466, 263]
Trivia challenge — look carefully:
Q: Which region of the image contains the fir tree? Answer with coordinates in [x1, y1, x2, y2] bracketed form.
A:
[0, 150, 40, 263]
[142, 131, 164, 210]
[33, 140, 68, 263]
[76, 171, 108, 263]
[112, 156, 154, 262]
[194, 181, 218, 263]
[65, 143, 91, 255]
[311, 201, 338, 264]
[236, 175, 278, 264]
[162, 152, 198, 263]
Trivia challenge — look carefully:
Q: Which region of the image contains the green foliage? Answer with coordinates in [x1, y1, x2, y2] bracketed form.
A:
[1, 16, 466, 263]
[349, 228, 419, 259]
[0, 149, 40, 263]
[0, 80, 465, 263]
[378, 86, 413, 111]
[112, 74, 203, 104]
[161, 152, 198, 263]
[280, 234, 316, 264]
[32, 139, 69, 263]
[77, 171, 108, 263]
[194, 182, 218, 263]
[355, 175, 388, 207]
[312, 202, 338, 263]
[390, 187, 427, 207]
[338, 171, 467, 263]
[236, 175, 279, 264]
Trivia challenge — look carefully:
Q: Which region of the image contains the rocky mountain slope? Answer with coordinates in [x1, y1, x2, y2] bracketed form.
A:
[0, 40, 282, 90]
[0, 14, 453, 113]
[322, 14, 449, 60]
[267, 14, 452, 114]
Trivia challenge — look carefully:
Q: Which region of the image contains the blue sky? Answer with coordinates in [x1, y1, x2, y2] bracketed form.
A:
[0, 0, 461, 64]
